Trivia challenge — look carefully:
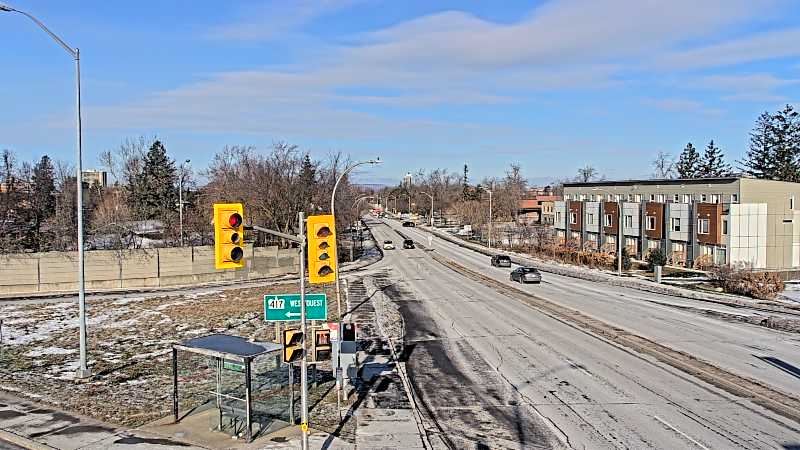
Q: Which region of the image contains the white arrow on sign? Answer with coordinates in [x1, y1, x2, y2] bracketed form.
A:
[286, 312, 301, 318]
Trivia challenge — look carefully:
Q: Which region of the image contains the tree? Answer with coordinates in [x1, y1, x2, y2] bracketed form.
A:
[698, 140, 730, 178]
[675, 143, 701, 179]
[741, 111, 776, 179]
[30, 155, 56, 250]
[462, 164, 470, 201]
[131, 140, 178, 221]
[645, 248, 667, 271]
[771, 104, 800, 182]
[652, 151, 675, 179]
[613, 247, 632, 271]
[575, 165, 598, 182]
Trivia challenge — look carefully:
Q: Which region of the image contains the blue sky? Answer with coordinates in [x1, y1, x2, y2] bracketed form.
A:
[1, 0, 799, 186]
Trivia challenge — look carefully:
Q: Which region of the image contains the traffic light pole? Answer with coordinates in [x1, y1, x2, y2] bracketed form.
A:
[246, 219, 309, 449]
[298, 211, 309, 450]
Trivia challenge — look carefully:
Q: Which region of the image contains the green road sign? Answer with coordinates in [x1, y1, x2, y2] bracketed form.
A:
[264, 293, 327, 322]
[223, 360, 244, 372]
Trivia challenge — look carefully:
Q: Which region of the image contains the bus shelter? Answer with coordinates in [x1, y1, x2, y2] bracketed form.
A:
[171, 334, 283, 442]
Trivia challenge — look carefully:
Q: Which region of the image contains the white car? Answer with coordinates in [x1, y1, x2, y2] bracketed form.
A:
[383, 240, 395, 250]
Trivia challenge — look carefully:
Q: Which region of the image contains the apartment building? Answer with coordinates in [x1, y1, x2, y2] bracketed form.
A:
[553, 177, 800, 272]
[518, 195, 561, 225]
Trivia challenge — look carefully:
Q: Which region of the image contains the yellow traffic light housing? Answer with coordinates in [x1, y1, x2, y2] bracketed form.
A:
[213, 203, 245, 270]
[306, 215, 336, 284]
[313, 329, 331, 362]
[283, 329, 304, 363]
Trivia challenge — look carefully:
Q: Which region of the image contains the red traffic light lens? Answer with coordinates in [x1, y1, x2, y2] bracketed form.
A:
[228, 213, 242, 228]
[316, 226, 331, 238]
[230, 246, 244, 262]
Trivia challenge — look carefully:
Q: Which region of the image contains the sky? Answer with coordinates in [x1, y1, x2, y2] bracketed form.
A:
[1, 0, 799, 186]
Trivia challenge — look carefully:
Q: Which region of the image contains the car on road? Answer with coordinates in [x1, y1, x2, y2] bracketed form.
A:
[491, 255, 512, 267]
[383, 240, 395, 250]
[403, 239, 415, 249]
[510, 266, 542, 283]
[402, 221, 416, 227]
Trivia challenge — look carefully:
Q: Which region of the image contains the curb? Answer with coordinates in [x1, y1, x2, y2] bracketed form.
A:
[0, 429, 55, 450]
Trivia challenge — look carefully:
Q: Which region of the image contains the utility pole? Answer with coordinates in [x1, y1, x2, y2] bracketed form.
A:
[178, 159, 190, 247]
[298, 212, 309, 450]
[618, 199, 623, 276]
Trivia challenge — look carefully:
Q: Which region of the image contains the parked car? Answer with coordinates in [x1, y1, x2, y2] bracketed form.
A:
[510, 266, 542, 284]
[403, 239, 415, 249]
[402, 221, 416, 227]
[383, 240, 395, 250]
[491, 255, 512, 267]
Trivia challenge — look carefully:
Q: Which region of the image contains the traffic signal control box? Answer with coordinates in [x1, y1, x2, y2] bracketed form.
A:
[306, 215, 336, 284]
[283, 329, 304, 363]
[313, 329, 331, 362]
[213, 203, 245, 270]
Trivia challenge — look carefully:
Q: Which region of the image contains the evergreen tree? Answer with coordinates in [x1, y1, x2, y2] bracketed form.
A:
[698, 140, 730, 178]
[30, 155, 56, 250]
[741, 111, 776, 179]
[771, 104, 800, 182]
[675, 143, 701, 179]
[299, 154, 316, 212]
[132, 140, 177, 220]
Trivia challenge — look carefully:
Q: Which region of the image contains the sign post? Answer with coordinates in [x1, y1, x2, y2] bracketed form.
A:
[298, 212, 309, 450]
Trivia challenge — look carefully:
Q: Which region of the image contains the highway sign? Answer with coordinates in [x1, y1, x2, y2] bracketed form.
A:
[264, 293, 327, 321]
[223, 360, 244, 372]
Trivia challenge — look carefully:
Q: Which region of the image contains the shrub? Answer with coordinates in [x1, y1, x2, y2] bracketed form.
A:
[645, 248, 667, 271]
[613, 248, 632, 271]
[711, 265, 785, 300]
[693, 254, 715, 271]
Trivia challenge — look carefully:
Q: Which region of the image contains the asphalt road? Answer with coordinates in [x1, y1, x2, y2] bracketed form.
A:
[365, 217, 800, 449]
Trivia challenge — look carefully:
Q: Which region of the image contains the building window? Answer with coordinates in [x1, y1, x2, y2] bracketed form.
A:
[625, 215, 633, 228]
[635, 194, 642, 202]
[791, 196, 795, 210]
[604, 214, 613, 227]
[580, 194, 587, 201]
[649, 194, 656, 201]
[590, 194, 596, 201]
[606, 235, 616, 246]
[615, 194, 622, 201]
[731, 193, 738, 203]
[683, 194, 692, 204]
[698, 218, 709, 234]
[673, 194, 679, 202]
[671, 218, 681, 232]
[672, 242, 686, 253]
[710, 194, 720, 204]
[648, 240, 660, 249]
[656, 194, 665, 203]
[587, 213, 594, 225]
[701, 194, 708, 202]
[700, 244, 713, 256]
[564, 194, 571, 201]
[556, 212, 561, 223]
[570, 212, 577, 224]
[625, 237, 637, 251]
[646, 216, 656, 231]
[628, 194, 635, 201]
[723, 219, 728, 235]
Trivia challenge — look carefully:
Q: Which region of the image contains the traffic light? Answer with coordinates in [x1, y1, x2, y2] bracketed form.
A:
[283, 329, 304, 363]
[313, 329, 331, 362]
[213, 203, 245, 270]
[306, 215, 336, 284]
[341, 323, 356, 341]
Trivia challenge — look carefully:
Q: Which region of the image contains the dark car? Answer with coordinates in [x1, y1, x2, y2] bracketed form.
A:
[491, 255, 512, 267]
[402, 221, 415, 227]
[403, 239, 415, 249]
[510, 266, 542, 284]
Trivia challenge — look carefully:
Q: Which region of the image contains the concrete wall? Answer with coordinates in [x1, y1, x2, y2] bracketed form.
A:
[740, 178, 800, 270]
[622, 202, 641, 237]
[0, 245, 299, 295]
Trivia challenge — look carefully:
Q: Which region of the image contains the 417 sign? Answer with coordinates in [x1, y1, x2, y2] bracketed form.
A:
[264, 294, 327, 322]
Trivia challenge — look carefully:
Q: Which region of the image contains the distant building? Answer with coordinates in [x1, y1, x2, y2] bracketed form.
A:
[82, 170, 107, 188]
[518, 194, 561, 225]
[555, 177, 800, 272]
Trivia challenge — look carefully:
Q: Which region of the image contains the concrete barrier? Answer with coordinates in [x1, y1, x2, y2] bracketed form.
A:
[0, 244, 299, 296]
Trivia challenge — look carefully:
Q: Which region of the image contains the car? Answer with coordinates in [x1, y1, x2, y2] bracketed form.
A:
[383, 240, 395, 250]
[402, 221, 416, 227]
[491, 255, 512, 267]
[403, 239, 415, 249]
[510, 266, 542, 284]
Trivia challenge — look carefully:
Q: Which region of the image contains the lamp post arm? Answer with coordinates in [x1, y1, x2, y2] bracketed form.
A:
[3, 7, 77, 58]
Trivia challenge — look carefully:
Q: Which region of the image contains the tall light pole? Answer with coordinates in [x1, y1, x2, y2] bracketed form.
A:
[2, 3, 90, 378]
[484, 188, 493, 249]
[178, 159, 190, 247]
[330, 158, 381, 322]
[419, 192, 434, 227]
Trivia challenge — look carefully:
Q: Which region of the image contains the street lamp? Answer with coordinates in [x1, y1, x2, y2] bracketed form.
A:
[178, 160, 190, 247]
[418, 192, 434, 227]
[484, 188, 493, 249]
[2, 3, 90, 379]
[330, 158, 381, 322]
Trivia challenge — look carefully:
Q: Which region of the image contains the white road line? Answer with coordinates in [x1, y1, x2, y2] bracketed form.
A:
[653, 415, 710, 450]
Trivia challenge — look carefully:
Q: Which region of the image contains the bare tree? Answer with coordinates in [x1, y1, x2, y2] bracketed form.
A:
[575, 165, 599, 182]
[652, 151, 676, 179]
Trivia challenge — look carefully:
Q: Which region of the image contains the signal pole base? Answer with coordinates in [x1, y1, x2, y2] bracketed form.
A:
[75, 368, 92, 379]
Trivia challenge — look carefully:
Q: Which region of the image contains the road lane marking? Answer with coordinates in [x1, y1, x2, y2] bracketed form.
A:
[653, 415, 710, 450]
